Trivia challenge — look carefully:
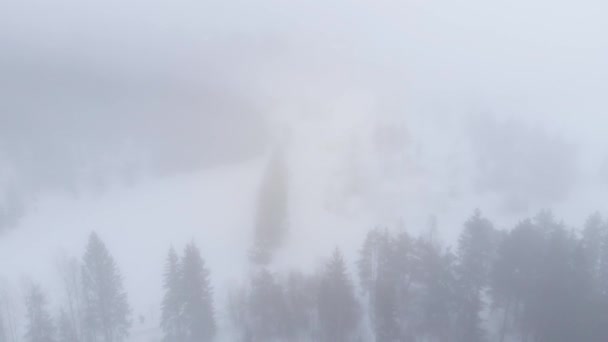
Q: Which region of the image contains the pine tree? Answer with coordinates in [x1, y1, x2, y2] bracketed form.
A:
[181, 242, 215, 342]
[81, 232, 131, 342]
[24, 284, 56, 342]
[57, 310, 78, 342]
[490, 219, 544, 341]
[411, 237, 457, 341]
[454, 210, 496, 342]
[318, 248, 359, 342]
[160, 247, 185, 342]
[247, 268, 288, 340]
[357, 228, 402, 341]
[250, 151, 289, 265]
[582, 213, 606, 291]
[283, 271, 316, 339]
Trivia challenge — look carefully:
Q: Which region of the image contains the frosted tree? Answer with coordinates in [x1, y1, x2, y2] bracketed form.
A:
[160, 247, 185, 342]
[250, 151, 289, 265]
[181, 242, 215, 342]
[318, 248, 359, 342]
[81, 232, 131, 342]
[24, 284, 55, 342]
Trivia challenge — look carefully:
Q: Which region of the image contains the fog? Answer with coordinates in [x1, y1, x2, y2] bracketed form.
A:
[1, 0, 608, 341]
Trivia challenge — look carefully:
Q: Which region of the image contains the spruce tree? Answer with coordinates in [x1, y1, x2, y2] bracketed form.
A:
[181, 242, 215, 342]
[357, 228, 402, 341]
[24, 284, 56, 342]
[454, 210, 496, 342]
[160, 247, 185, 342]
[318, 248, 359, 342]
[81, 232, 131, 342]
[412, 237, 457, 341]
[248, 268, 289, 340]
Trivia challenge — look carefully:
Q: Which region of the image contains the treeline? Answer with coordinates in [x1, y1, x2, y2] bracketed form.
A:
[4, 210, 608, 341]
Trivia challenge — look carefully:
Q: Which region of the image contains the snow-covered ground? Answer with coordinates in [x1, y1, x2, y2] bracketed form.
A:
[0, 158, 267, 340]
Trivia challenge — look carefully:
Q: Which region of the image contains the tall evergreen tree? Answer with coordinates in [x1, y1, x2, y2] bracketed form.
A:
[454, 210, 496, 342]
[24, 284, 55, 342]
[81, 232, 131, 342]
[582, 213, 607, 292]
[160, 247, 185, 342]
[318, 248, 359, 342]
[181, 242, 215, 342]
[250, 150, 289, 265]
[358, 228, 414, 340]
[247, 268, 288, 341]
[411, 237, 456, 341]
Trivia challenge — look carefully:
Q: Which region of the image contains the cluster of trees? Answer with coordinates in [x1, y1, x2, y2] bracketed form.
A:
[0, 232, 131, 342]
[160, 243, 215, 342]
[5, 209, 608, 341]
[227, 210, 608, 342]
[227, 249, 359, 341]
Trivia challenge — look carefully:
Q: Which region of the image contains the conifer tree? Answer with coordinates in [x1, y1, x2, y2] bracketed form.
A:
[247, 268, 288, 340]
[181, 242, 215, 342]
[24, 284, 55, 342]
[357, 228, 403, 340]
[81, 232, 131, 342]
[160, 247, 185, 342]
[454, 210, 496, 342]
[318, 248, 359, 342]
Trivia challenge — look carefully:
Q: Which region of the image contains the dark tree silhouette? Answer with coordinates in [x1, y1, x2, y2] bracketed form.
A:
[318, 248, 359, 342]
[81, 232, 131, 342]
[181, 242, 215, 342]
[160, 247, 185, 342]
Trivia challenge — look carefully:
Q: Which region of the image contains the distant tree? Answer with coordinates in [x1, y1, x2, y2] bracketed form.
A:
[81, 232, 131, 342]
[250, 151, 289, 265]
[453, 210, 496, 342]
[283, 271, 317, 339]
[160, 247, 185, 342]
[599, 221, 608, 297]
[181, 242, 215, 342]
[24, 284, 55, 342]
[358, 229, 398, 340]
[247, 268, 288, 341]
[228, 269, 318, 342]
[490, 219, 544, 341]
[57, 310, 79, 342]
[530, 220, 580, 342]
[411, 237, 457, 341]
[318, 248, 359, 342]
[582, 213, 606, 291]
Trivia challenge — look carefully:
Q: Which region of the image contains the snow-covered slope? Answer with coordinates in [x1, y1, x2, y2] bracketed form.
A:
[0, 159, 267, 340]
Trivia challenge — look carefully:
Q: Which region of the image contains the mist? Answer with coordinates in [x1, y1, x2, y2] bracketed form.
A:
[1, 0, 608, 341]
